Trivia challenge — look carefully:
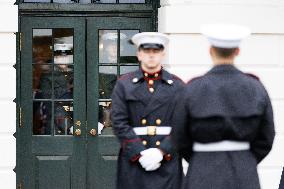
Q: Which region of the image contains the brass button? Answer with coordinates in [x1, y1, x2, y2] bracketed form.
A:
[142, 140, 147, 145]
[149, 88, 154, 93]
[165, 154, 172, 161]
[141, 119, 147, 125]
[156, 141, 161, 146]
[154, 73, 159, 77]
[156, 119, 162, 125]
[90, 129, 97, 136]
[144, 73, 148, 77]
[148, 80, 154, 85]
[74, 129, 81, 136]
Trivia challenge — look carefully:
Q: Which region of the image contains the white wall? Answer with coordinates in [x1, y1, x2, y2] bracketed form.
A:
[159, 1, 284, 189]
[0, 1, 18, 189]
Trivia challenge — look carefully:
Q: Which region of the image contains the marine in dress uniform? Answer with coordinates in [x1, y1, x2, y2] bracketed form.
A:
[111, 32, 184, 189]
[173, 24, 275, 189]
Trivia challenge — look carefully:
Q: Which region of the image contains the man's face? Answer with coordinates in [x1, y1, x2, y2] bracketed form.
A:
[137, 48, 165, 70]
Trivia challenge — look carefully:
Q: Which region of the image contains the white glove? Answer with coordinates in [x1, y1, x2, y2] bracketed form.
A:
[139, 148, 163, 171]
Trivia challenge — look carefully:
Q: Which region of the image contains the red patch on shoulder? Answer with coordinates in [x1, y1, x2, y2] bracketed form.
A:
[245, 73, 260, 80]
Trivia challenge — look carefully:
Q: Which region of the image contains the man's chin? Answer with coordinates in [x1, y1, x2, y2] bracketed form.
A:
[144, 63, 159, 69]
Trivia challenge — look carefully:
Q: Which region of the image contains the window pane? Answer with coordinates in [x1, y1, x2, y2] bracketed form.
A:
[33, 65, 53, 99]
[94, 0, 116, 3]
[54, 65, 74, 99]
[24, 0, 50, 2]
[99, 30, 118, 64]
[24, 0, 147, 3]
[119, 0, 145, 3]
[54, 29, 74, 64]
[120, 66, 139, 76]
[98, 101, 113, 135]
[33, 29, 52, 64]
[99, 66, 117, 99]
[54, 101, 73, 135]
[120, 30, 139, 63]
[80, 0, 91, 3]
[53, 0, 75, 3]
[33, 101, 52, 135]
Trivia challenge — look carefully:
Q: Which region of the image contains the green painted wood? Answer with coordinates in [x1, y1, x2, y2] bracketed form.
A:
[86, 17, 153, 189]
[18, 4, 158, 188]
[35, 156, 71, 189]
[19, 3, 153, 12]
[19, 17, 86, 189]
[16, 31, 22, 188]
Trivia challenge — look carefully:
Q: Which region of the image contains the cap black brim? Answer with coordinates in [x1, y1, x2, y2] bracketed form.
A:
[139, 43, 164, 50]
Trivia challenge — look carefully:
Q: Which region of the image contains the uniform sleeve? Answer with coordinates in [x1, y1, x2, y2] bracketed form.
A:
[172, 87, 193, 162]
[111, 80, 146, 161]
[250, 91, 275, 164]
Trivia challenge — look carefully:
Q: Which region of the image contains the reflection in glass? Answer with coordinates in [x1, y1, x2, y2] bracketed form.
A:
[98, 101, 113, 135]
[33, 101, 52, 135]
[33, 29, 52, 64]
[33, 65, 53, 99]
[54, 29, 74, 64]
[54, 101, 74, 135]
[99, 66, 117, 99]
[99, 30, 118, 63]
[120, 30, 139, 63]
[119, 0, 145, 3]
[120, 66, 139, 76]
[54, 65, 74, 99]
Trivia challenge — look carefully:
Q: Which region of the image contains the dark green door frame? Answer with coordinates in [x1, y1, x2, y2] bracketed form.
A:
[19, 17, 86, 189]
[17, 3, 158, 188]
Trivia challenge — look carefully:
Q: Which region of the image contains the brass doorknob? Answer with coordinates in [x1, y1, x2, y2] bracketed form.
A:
[75, 120, 81, 127]
[74, 129, 81, 136]
[90, 129, 97, 136]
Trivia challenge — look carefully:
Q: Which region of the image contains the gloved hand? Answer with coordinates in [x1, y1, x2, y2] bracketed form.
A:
[139, 148, 163, 171]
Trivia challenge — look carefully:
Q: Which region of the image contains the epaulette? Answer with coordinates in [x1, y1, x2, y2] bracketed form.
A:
[187, 76, 203, 84]
[245, 73, 260, 80]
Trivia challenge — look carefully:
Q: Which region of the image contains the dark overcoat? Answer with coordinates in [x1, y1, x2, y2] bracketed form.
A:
[173, 64, 275, 189]
[111, 68, 184, 189]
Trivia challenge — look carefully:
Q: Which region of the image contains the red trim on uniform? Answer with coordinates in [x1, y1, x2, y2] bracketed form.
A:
[130, 154, 141, 162]
[122, 138, 142, 150]
[164, 154, 172, 161]
[245, 73, 260, 80]
[141, 68, 162, 78]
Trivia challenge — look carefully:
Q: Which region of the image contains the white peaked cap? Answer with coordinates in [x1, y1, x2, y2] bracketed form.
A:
[201, 24, 251, 48]
[131, 32, 169, 48]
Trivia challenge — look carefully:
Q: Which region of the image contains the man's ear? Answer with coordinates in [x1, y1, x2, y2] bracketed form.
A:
[235, 48, 240, 56]
[137, 51, 142, 61]
[161, 50, 166, 57]
[209, 46, 214, 57]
